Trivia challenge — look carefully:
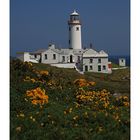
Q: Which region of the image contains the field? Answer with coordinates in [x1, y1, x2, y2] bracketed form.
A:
[10, 59, 130, 140]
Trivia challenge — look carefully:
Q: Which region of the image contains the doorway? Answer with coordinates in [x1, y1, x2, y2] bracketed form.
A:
[85, 65, 88, 72]
[98, 65, 101, 72]
[70, 55, 73, 63]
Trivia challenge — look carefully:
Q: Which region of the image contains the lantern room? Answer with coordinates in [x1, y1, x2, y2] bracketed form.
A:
[68, 10, 81, 25]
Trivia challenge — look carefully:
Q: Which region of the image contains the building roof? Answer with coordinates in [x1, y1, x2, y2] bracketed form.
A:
[98, 50, 108, 57]
[58, 49, 84, 55]
[51, 49, 61, 54]
[29, 48, 108, 57]
[83, 49, 108, 57]
[83, 49, 98, 57]
[70, 10, 79, 16]
[31, 49, 47, 54]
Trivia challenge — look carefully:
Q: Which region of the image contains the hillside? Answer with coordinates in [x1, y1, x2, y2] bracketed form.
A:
[10, 59, 130, 140]
[33, 62, 130, 95]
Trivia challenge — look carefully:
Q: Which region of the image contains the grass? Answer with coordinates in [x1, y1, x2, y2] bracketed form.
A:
[84, 68, 130, 95]
[111, 63, 121, 68]
[33, 62, 130, 95]
[10, 59, 130, 140]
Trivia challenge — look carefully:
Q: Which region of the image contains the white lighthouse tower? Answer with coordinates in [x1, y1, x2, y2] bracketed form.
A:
[68, 10, 82, 49]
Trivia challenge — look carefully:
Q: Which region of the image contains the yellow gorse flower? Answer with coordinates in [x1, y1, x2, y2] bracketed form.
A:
[27, 62, 33, 66]
[123, 101, 129, 106]
[98, 127, 103, 132]
[76, 89, 110, 104]
[74, 79, 96, 87]
[23, 76, 36, 83]
[39, 70, 49, 76]
[16, 126, 22, 132]
[73, 115, 79, 120]
[47, 80, 56, 86]
[26, 87, 48, 106]
[19, 113, 25, 117]
[88, 81, 96, 86]
[64, 107, 73, 115]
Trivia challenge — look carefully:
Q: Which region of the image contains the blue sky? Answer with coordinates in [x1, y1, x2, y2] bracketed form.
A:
[10, 0, 130, 56]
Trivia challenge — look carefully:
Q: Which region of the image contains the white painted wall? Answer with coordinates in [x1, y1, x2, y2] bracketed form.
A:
[23, 52, 30, 62]
[50, 63, 75, 68]
[83, 57, 109, 73]
[69, 24, 82, 49]
[119, 58, 126, 67]
[17, 53, 39, 63]
[41, 49, 59, 64]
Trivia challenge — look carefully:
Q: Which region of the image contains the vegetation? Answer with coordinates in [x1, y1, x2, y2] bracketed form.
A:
[111, 62, 121, 68]
[10, 59, 130, 140]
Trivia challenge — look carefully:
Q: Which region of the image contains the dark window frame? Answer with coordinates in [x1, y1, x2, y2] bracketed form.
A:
[90, 65, 93, 70]
[76, 27, 79, 31]
[62, 56, 65, 62]
[103, 65, 106, 70]
[90, 59, 93, 63]
[85, 65, 88, 71]
[34, 54, 37, 58]
[77, 56, 80, 62]
[98, 58, 101, 63]
[53, 54, 56, 60]
[45, 54, 47, 59]
[98, 65, 101, 72]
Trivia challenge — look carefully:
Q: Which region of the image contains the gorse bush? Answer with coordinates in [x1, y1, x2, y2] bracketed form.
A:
[10, 59, 130, 140]
[26, 87, 48, 106]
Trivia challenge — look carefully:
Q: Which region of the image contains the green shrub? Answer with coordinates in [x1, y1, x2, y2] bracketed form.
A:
[10, 59, 130, 140]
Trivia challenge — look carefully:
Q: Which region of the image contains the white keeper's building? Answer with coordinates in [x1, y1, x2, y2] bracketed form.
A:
[17, 10, 112, 73]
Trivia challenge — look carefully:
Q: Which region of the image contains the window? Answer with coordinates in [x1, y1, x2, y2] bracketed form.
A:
[77, 56, 80, 62]
[121, 60, 124, 62]
[76, 27, 79, 31]
[45, 54, 47, 59]
[53, 54, 56, 60]
[70, 15, 79, 21]
[98, 65, 101, 72]
[62, 56, 65, 62]
[90, 66, 93, 70]
[98, 58, 101, 63]
[103, 65, 106, 70]
[69, 27, 71, 31]
[34, 54, 37, 58]
[90, 59, 93, 63]
[69, 40, 70, 45]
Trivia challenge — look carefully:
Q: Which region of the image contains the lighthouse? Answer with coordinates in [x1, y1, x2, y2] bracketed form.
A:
[68, 10, 82, 49]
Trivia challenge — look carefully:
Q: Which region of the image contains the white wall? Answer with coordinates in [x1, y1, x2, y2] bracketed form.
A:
[69, 24, 82, 49]
[59, 55, 69, 63]
[41, 49, 59, 64]
[83, 57, 109, 73]
[119, 58, 126, 66]
[51, 63, 75, 68]
[17, 53, 39, 63]
[23, 52, 30, 62]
